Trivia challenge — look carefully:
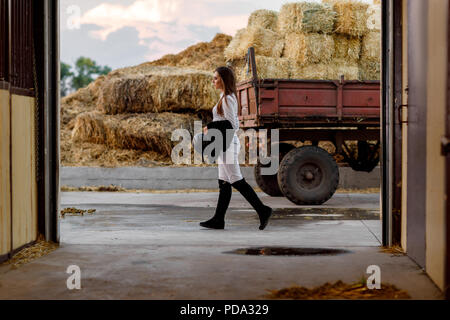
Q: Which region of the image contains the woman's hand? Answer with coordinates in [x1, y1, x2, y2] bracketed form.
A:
[203, 126, 208, 134]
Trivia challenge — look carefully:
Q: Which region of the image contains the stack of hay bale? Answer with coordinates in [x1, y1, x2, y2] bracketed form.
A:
[70, 66, 219, 159]
[63, 34, 233, 166]
[225, 0, 381, 82]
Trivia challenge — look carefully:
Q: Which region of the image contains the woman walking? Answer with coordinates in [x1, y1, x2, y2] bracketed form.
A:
[199, 66, 273, 230]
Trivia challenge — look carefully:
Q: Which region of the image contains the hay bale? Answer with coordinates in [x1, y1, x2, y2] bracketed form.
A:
[291, 62, 329, 79]
[224, 26, 284, 61]
[284, 32, 334, 64]
[255, 56, 291, 79]
[96, 66, 220, 115]
[359, 31, 380, 80]
[72, 111, 200, 157]
[327, 58, 360, 80]
[230, 56, 291, 82]
[61, 75, 106, 126]
[332, 34, 361, 61]
[361, 31, 381, 61]
[224, 29, 248, 61]
[248, 9, 278, 31]
[367, 4, 381, 31]
[278, 2, 336, 34]
[359, 60, 380, 80]
[277, 3, 301, 34]
[228, 59, 250, 83]
[327, 0, 370, 36]
[71, 111, 106, 145]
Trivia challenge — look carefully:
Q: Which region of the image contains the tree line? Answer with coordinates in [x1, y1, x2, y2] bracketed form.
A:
[61, 57, 111, 97]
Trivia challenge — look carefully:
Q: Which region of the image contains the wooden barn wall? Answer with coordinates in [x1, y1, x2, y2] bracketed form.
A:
[0, 88, 11, 260]
[0, 0, 39, 260]
[11, 94, 37, 250]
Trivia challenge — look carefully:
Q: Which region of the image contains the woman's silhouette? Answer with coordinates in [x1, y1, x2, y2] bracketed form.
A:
[199, 66, 273, 230]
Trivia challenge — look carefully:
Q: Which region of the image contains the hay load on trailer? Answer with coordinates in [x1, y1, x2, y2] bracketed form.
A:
[225, 0, 380, 82]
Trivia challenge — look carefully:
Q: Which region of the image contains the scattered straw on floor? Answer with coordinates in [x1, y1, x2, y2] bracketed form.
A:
[61, 185, 126, 192]
[60, 207, 96, 218]
[1, 235, 59, 269]
[266, 280, 411, 300]
[380, 245, 406, 257]
[336, 187, 380, 194]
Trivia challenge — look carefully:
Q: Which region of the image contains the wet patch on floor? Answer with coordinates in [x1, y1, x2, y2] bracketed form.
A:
[224, 247, 351, 256]
[269, 208, 380, 220]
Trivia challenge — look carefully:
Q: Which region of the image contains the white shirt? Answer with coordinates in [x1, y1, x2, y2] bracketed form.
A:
[212, 92, 239, 129]
[212, 93, 240, 146]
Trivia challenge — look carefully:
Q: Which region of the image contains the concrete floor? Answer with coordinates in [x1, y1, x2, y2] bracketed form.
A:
[0, 192, 444, 300]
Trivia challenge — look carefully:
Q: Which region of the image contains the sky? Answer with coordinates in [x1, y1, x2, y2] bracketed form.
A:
[60, 0, 371, 71]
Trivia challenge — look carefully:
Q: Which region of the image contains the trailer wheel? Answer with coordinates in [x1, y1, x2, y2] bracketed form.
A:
[254, 143, 295, 197]
[278, 146, 339, 205]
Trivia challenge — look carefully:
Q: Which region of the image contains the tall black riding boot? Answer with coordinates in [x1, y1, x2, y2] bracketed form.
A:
[200, 179, 232, 229]
[231, 178, 273, 230]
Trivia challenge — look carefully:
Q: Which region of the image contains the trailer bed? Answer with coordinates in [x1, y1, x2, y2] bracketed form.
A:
[237, 78, 380, 129]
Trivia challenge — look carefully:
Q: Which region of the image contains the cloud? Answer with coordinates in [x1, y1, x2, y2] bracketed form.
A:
[61, 24, 150, 70]
[76, 0, 253, 61]
[79, 0, 250, 39]
[79, 0, 181, 40]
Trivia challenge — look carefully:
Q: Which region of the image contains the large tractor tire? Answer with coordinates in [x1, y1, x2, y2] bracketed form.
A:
[254, 143, 295, 197]
[278, 146, 339, 205]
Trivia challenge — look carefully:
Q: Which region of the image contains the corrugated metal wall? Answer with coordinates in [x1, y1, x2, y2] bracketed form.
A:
[10, 0, 33, 91]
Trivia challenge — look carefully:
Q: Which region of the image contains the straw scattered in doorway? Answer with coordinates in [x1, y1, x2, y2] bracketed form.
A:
[60, 207, 96, 218]
[0, 235, 59, 269]
[266, 280, 411, 299]
[380, 245, 406, 257]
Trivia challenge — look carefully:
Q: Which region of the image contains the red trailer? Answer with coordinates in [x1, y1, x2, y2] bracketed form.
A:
[236, 48, 381, 205]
